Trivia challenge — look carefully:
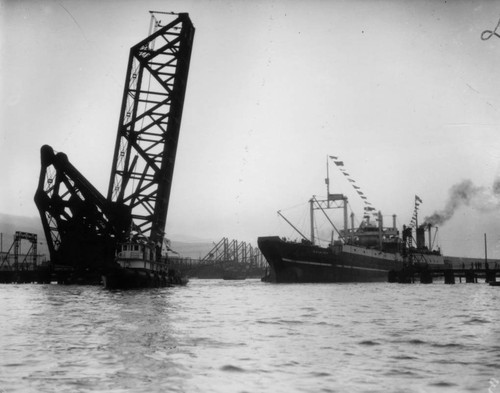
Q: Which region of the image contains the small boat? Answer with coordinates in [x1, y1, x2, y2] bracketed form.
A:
[102, 237, 188, 289]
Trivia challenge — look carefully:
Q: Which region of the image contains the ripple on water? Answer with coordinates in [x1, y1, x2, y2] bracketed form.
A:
[1, 281, 499, 393]
[383, 368, 420, 377]
[309, 371, 332, 377]
[391, 355, 417, 360]
[220, 365, 246, 372]
[428, 381, 458, 388]
[431, 342, 467, 349]
[464, 317, 491, 325]
[358, 340, 381, 346]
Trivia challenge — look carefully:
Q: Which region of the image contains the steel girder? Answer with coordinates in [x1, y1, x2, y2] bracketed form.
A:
[34, 145, 131, 270]
[0, 231, 37, 270]
[107, 13, 195, 248]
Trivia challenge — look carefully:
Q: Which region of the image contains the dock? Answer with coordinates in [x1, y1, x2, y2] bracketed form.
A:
[389, 255, 500, 284]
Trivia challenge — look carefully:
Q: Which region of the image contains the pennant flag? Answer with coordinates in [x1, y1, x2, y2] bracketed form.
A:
[328, 156, 380, 218]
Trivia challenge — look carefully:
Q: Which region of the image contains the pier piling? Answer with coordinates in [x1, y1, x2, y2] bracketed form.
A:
[465, 270, 476, 283]
[485, 270, 496, 283]
[444, 270, 455, 284]
[420, 269, 433, 284]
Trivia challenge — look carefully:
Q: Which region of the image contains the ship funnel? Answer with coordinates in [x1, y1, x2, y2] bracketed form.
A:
[416, 225, 426, 249]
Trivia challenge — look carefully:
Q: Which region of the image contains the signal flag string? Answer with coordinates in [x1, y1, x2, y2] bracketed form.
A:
[329, 155, 378, 220]
[410, 195, 423, 227]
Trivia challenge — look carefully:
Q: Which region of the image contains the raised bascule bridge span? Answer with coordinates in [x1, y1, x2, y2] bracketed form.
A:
[33, 12, 195, 284]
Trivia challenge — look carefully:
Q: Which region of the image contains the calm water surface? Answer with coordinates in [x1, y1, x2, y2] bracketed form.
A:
[0, 280, 499, 393]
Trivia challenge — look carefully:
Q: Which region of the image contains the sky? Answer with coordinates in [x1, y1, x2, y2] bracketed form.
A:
[1, 0, 500, 258]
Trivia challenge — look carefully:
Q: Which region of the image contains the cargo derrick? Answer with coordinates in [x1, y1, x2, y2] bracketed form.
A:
[108, 12, 195, 255]
[34, 13, 194, 282]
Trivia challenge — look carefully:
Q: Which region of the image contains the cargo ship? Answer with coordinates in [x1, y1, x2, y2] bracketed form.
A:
[258, 157, 446, 283]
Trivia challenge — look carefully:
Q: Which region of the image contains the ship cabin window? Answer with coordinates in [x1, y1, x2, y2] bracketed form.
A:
[121, 244, 141, 252]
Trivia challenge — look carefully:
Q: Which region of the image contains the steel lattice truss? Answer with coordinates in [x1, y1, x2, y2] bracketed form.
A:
[0, 231, 38, 270]
[34, 145, 131, 268]
[201, 237, 263, 266]
[108, 13, 194, 247]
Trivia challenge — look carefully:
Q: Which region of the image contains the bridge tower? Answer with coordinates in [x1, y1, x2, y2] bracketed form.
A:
[108, 12, 195, 249]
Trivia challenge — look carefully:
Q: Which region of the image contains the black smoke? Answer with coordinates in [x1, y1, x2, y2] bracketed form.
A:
[423, 178, 500, 226]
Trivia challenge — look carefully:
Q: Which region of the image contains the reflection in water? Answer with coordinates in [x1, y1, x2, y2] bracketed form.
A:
[1, 281, 499, 392]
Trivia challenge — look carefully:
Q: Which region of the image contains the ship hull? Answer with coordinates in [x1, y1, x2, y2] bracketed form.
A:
[258, 236, 409, 283]
[103, 264, 188, 289]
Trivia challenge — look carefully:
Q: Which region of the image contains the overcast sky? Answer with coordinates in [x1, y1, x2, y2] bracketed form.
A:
[1, 0, 500, 258]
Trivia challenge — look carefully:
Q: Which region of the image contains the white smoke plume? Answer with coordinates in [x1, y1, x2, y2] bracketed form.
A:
[423, 178, 500, 226]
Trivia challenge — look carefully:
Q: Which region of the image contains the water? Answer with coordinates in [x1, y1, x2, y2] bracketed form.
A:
[0, 280, 499, 393]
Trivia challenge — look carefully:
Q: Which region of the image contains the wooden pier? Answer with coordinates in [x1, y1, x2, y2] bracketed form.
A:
[389, 266, 499, 284]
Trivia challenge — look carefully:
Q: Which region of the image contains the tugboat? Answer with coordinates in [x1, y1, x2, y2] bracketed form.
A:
[258, 156, 445, 283]
[103, 234, 188, 289]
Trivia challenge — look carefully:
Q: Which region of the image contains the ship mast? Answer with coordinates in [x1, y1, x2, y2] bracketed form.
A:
[310, 198, 315, 243]
[325, 155, 330, 208]
[309, 155, 348, 245]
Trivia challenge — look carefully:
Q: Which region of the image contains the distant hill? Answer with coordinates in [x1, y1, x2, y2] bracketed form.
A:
[0, 213, 214, 260]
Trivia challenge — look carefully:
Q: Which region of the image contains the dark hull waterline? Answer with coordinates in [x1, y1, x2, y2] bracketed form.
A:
[258, 236, 444, 283]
